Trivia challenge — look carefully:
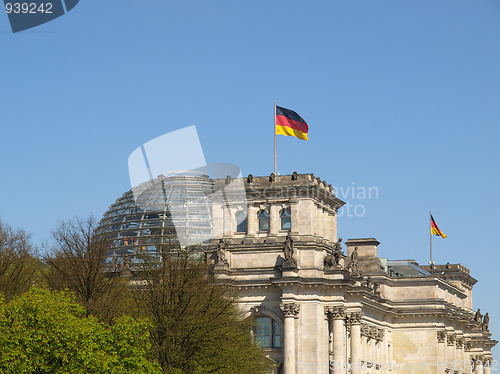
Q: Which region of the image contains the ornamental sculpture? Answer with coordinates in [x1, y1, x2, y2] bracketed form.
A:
[464, 340, 472, 351]
[325, 306, 347, 320]
[347, 247, 360, 275]
[447, 333, 456, 346]
[474, 309, 483, 324]
[324, 238, 343, 268]
[333, 238, 343, 265]
[280, 302, 300, 317]
[348, 311, 364, 325]
[482, 313, 489, 331]
[360, 322, 385, 342]
[324, 253, 336, 268]
[250, 305, 265, 315]
[216, 239, 228, 266]
[437, 331, 446, 343]
[282, 234, 297, 267]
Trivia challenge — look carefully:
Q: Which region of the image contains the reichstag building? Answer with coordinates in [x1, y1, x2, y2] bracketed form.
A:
[98, 172, 496, 374]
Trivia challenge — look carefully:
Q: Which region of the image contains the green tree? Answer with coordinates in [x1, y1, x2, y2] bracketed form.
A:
[0, 288, 160, 374]
[0, 219, 39, 301]
[135, 246, 273, 374]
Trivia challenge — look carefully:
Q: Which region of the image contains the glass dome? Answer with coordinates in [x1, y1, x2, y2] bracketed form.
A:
[98, 172, 214, 267]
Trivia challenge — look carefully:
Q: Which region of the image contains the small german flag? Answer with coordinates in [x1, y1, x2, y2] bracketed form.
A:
[431, 215, 447, 238]
[276, 106, 309, 141]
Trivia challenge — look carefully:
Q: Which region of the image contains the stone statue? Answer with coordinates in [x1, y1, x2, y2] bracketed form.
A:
[373, 282, 381, 297]
[216, 239, 228, 265]
[283, 234, 294, 261]
[474, 309, 483, 324]
[347, 247, 359, 274]
[324, 254, 334, 268]
[333, 238, 343, 265]
[482, 313, 489, 331]
[325, 238, 343, 268]
[364, 276, 372, 288]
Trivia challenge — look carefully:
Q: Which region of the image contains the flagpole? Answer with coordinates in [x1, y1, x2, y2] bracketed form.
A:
[429, 210, 433, 265]
[274, 101, 277, 175]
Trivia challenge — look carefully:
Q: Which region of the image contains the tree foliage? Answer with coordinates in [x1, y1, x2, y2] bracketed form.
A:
[135, 247, 273, 374]
[0, 288, 160, 374]
[0, 219, 39, 301]
[43, 216, 135, 323]
[2, 214, 274, 374]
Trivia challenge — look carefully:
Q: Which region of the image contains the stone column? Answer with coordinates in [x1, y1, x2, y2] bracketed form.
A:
[327, 306, 346, 373]
[464, 341, 473, 374]
[270, 204, 280, 235]
[437, 331, 446, 372]
[447, 333, 456, 370]
[484, 357, 492, 374]
[457, 337, 465, 372]
[281, 303, 300, 374]
[474, 356, 484, 374]
[349, 312, 363, 374]
[247, 205, 257, 236]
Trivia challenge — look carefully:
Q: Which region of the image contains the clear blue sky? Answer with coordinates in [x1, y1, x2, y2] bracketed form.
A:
[1, 0, 499, 360]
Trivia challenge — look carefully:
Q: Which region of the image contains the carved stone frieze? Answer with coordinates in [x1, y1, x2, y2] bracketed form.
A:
[360, 322, 384, 342]
[377, 328, 385, 341]
[361, 322, 371, 337]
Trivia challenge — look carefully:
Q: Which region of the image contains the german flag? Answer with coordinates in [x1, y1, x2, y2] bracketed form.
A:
[276, 106, 309, 141]
[431, 215, 447, 238]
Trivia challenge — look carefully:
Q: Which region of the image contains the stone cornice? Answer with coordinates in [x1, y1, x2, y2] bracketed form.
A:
[230, 173, 345, 211]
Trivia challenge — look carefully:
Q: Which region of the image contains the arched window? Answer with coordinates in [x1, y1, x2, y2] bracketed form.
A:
[258, 210, 270, 232]
[236, 211, 247, 233]
[254, 317, 281, 348]
[280, 208, 291, 231]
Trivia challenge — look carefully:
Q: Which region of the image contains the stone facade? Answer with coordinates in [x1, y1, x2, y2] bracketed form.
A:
[207, 173, 497, 374]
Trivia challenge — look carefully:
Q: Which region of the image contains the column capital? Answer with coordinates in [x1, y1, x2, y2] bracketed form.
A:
[280, 302, 300, 317]
[447, 333, 456, 346]
[325, 305, 347, 320]
[437, 330, 446, 343]
[472, 355, 484, 364]
[456, 337, 464, 348]
[464, 339, 472, 351]
[348, 311, 364, 325]
[484, 356, 493, 366]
